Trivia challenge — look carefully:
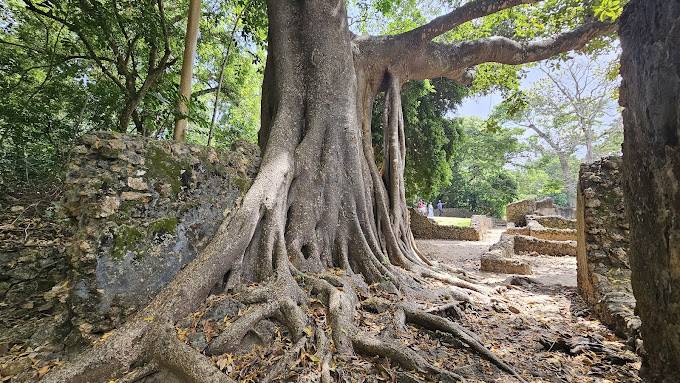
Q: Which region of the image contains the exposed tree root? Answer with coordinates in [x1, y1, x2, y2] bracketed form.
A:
[117, 362, 158, 383]
[399, 303, 528, 383]
[149, 328, 235, 383]
[43, 253, 528, 383]
[261, 335, 307, 383]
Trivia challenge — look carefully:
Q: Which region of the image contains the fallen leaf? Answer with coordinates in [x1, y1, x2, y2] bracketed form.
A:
[37, 365, 51, 377]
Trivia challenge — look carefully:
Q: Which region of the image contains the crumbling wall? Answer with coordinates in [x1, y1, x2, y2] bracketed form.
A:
[470, 215, 494, 235]
[439, 207, 473, 218]
[513, 235, 576, 257]
[62, 131, 259, 339]
[506, 198, 572, 226]
[0, 220, 71, 351]
[526, 215, 576, 230]
[577, 156, 639, 343]
[409, 209, 489, 241]
[505, 227, 576, 241]
[505, 199, 536, 226]
[480, 234, 532, 275]
[534, 197, 560, 216]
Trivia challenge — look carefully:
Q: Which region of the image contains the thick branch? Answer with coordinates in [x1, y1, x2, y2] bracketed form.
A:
[400, 0, 540, 45]
[404, 20, 617, 83]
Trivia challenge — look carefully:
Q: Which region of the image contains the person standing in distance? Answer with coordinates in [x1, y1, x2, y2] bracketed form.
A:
[437, 200, 447, 216]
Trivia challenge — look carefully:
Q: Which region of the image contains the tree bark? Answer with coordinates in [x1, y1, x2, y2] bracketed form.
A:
[173, 0, 202, 142]
[620, 0, 680, 381]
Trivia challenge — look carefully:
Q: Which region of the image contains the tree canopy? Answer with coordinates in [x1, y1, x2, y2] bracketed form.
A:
[440, 116, 523, 218]
[0, 0, 265, 186]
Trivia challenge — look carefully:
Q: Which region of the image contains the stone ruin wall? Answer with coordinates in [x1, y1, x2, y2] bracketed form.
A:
[439, 207, 473, 218]
[505, 226, 576, 241]
[576, 156, 639, 342]
[409, 209, 493, 241]
[481, 198, 578, 275]
[61, 131, 259, 342]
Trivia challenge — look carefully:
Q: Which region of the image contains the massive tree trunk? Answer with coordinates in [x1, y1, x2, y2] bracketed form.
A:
[619, 0, 680, 381]
[42, 1, 616, 382]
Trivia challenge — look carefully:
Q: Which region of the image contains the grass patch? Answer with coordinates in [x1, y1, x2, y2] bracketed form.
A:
[430, 217, 471, 227]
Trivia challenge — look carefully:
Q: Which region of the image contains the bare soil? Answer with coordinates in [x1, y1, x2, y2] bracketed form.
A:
[415, 229, 645, 382]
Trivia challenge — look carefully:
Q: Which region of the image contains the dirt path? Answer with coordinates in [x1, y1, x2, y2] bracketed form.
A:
[417, 228, 577, 287]
[416, 231, 645, 382]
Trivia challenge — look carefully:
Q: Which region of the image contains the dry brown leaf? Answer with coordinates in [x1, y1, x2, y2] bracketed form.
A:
[37, 365, 51, 377]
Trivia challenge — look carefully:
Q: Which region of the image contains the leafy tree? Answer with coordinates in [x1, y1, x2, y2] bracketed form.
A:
[0, 2, 96, 186]
[1, 0, 266, 186]
[440, 117, 523, 218]
[497, 55, 622, 207]
[41, 1, 618, 381]
[184, 0, 266, 147]
[21, 0, 186, 133]
[515, 152, 578, 207]
[372, 78, 466, 201]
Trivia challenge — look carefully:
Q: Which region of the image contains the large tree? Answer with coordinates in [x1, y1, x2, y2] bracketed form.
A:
[619, 0, 680, 380]
[43, 1, 617, 381]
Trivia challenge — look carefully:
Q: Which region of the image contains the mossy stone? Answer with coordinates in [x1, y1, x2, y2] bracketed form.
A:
[147, 217, 178, 236]
[110, 211, 131, 225]
[233, 177, 251, 193]
[112, 225, 143, 260]
[145, 145, 188, 194]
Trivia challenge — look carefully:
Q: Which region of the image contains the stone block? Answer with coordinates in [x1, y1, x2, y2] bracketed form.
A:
[480, 253, 532, 275]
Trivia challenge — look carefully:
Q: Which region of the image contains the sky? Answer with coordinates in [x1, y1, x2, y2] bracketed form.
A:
[453, 47, 621, 119]
[455, 93, 503, 119]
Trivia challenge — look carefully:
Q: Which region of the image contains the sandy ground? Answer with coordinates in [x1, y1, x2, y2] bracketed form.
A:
[416, 228, 577, 287]
[415, 229, 644, 382]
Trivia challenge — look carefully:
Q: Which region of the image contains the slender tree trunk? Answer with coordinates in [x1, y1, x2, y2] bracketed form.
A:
[173, 0, 202, 142]
[582, 121, 596, 163]
[208, 3, 248, 147]
[558, 153, 577, 208]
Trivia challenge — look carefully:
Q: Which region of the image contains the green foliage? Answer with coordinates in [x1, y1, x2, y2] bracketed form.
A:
[183, 0, 266, 147]
[439, 117, 523, 219]
[514, 154, 577, 207]
[372, 78, 466, 201]
[1, 0, 265, 186]
[594, 0, 623, 22]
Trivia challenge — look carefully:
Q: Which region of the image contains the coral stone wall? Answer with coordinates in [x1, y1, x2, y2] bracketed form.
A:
[505, 199, 536, 226]
[439, 208, 473, 218]
[526, 215, 576, 230]
[576, 156, 639, 342]
[409, 209, 490, 241]
[513, 235, 576, 257]
[62, 132, 259, 338]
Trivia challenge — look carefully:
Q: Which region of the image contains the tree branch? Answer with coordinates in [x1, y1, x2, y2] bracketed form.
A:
[22, 0, 127, 90]
[400, 0, 541, 45]
[404, 19, 617, 83]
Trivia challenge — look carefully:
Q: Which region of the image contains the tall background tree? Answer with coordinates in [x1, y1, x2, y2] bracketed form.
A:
[496, 55, 622, 208]
[371, 78, 466, 202]
[37, 0, 620, 382]
[439, 117, 523, 218]
[173, 0, 202, 142]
